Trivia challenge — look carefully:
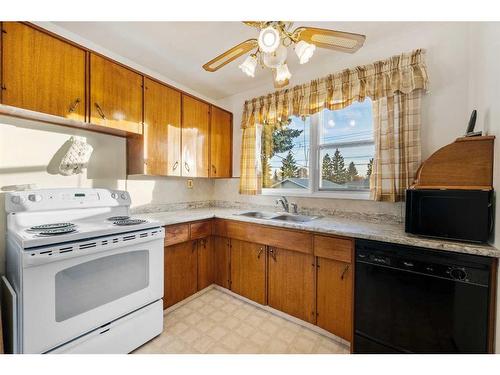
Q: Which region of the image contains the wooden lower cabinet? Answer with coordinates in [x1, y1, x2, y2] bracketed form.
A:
[316, 257, 353, 341]
[214, 236, 231, 289]
[163, 240, 198, 309]
[268, 247, 316, 323]
[230, 239, 266, 305]
[197, 237, 214, 290]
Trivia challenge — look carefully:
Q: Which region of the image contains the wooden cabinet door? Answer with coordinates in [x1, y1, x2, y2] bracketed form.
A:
[210, 106, 232, 178]
[268, 247, 315, 323]
[1, 22, 86, 121]
[163, 241, 198, 309]
[197, 237, 215, 290]
[230, 239, 266, 304]
[214, 236, 231, 289]
[128, 78, 181, 175]
[316, 257, 353, 341]
[181, 95, 209, 177]
[90, 53, 143, 134]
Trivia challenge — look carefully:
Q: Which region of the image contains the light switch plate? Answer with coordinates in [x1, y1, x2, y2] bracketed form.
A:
[187, 179, 194, 189]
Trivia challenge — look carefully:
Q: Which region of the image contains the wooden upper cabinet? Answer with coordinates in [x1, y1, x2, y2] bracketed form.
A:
[230, 239, 266, 305]
[268, 247, 315, 323]
[90, 53, 143, 134]
[127, 78, 181, 175]
[210, 106, 232, 178]
[1, 22, 86, 121]
[316, 257, 353, 341]
[181, 95, 210, 177]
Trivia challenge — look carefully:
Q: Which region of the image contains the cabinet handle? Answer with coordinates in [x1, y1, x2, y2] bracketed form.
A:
[340, 264, 350, 280]
[269, 247, 277, 262]
[212, 165, 217, 175]
[172, 161, 179, 171]
[257, 247, 264, 259]
[184, 162, 190, 172]
[68, 98, 81, 113]
[94, 102, 106, 119]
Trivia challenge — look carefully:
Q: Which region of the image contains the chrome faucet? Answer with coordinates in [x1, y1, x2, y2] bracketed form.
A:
[276, 196, 289, 212]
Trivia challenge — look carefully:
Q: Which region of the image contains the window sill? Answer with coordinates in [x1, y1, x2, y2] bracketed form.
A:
[261, 189, 371, 201]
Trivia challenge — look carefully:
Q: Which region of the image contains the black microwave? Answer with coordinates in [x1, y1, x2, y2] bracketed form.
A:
[405, 189, 493, 243]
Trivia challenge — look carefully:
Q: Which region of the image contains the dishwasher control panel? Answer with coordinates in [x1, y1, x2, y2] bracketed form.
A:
[356, 241, 490, 286]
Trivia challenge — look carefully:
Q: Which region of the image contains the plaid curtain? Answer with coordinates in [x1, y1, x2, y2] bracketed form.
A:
[239, 125, 262, 195]
[239, 49, 428, 196]
[370, 90, 423, 202]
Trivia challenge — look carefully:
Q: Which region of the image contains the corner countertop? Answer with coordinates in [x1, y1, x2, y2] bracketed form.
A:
[135, 208, 500, 258]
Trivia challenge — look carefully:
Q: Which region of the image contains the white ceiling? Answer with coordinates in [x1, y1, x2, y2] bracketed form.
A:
[54, 22, 411, 100]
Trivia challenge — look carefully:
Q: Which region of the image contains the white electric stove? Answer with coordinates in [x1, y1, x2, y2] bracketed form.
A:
[3, 188, 165, 354]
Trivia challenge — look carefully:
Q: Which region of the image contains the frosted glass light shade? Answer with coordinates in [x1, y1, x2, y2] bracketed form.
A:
[258, 26, 281, 53]
[262, 44, 288, 68]
[275, 63, 292, 82]
[295, 40, 316, 64]
[238, 55, 257, 77]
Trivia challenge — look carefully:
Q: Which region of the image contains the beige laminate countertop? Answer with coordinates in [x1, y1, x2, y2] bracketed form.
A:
[135, 208, 500, 258]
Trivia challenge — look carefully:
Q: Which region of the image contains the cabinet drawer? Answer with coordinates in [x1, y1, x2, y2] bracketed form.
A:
[314, 235, 353, 263]
[164, 224, 189, 246]
[190, 221, 212, 240]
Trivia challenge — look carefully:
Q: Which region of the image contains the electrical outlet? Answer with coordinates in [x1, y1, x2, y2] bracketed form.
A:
[187, 179, 194, 189]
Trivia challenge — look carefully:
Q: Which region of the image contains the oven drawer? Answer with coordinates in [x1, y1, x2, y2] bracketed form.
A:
[47, 300, 163, 354]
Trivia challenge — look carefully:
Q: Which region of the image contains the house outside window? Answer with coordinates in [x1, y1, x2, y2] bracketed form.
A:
[261, 99, 374, 199]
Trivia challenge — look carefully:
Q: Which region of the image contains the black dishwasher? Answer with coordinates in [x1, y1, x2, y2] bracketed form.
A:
[354, 239, 495, 353]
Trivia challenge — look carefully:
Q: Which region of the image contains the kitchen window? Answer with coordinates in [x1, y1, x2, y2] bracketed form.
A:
[261, 99, 374, 199]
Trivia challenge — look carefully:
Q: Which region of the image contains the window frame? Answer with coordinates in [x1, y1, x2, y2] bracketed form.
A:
[261, 105, 373, 200]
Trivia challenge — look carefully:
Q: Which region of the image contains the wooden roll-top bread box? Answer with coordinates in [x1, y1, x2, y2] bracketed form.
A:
[411, 135, 495, 191]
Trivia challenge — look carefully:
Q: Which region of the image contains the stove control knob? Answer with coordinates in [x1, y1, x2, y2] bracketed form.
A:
[11, 195, 21, 204]
[28, 194, 42, 202]
[111, 192, 118, 199]
[120, 193, 128, 200]
[449, 267, 468, 281]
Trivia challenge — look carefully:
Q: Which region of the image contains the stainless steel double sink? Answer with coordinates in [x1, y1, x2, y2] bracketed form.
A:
[236, 211, 320, 223]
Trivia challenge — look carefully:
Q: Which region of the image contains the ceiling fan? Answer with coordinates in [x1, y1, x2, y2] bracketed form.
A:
[202, 21, 366, 89]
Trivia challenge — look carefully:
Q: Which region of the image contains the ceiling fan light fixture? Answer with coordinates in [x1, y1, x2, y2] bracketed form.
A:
[238, 55, 257, 77]
[295, 40, 316, 64]
[262, 44, 288, 68]
[258, 26, 281, 53]
[275, 63, 292, 83]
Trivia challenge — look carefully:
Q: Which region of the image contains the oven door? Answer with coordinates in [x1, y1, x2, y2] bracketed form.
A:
[21, 236, 163, 353]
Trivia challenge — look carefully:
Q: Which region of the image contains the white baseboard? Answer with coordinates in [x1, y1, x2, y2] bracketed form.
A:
[213, 285, 351, 349]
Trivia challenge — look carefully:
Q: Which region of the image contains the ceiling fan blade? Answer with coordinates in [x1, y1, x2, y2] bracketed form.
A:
[202, 39, 258, 72]
[272, 69, 289, 89]
[242, 21, 265, 29]
[292, 27, 366, 53]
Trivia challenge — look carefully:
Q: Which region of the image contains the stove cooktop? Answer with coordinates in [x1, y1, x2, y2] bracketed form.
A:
[11, 216, 160, 249]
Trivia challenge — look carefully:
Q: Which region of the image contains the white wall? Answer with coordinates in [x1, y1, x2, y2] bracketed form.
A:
[467, 22, 500, 353]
